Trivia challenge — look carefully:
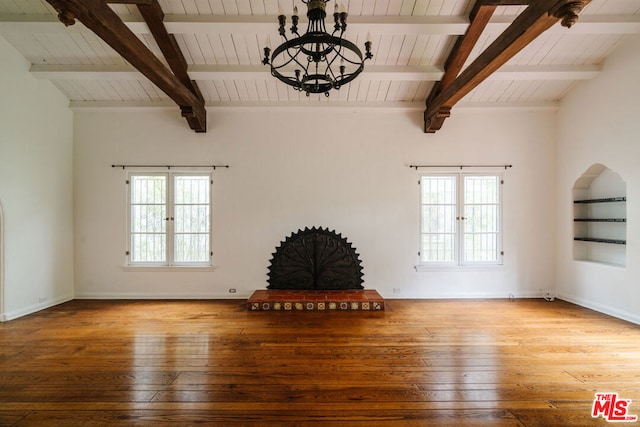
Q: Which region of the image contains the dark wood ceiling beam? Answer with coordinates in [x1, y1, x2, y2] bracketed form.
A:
[45, 0, 206, 132]
[135, 0, 205, 132]
[136, 1, 204, 104]
[429, 1, 497, 103]
[423, 0, 499, 132]
[424, 0, 590, 133]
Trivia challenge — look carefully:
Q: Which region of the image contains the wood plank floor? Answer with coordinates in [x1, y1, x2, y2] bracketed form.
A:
[0, 299, 638, 426]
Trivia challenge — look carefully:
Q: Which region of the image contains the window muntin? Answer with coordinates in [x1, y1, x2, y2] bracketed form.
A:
[128, 173, 212, 266]
[130, 175, 167, 263]
[420, 173, 502, 267]
[173, 175, 210, 263]
[462, 175, 500, 264]
[420, 175, 457, 264]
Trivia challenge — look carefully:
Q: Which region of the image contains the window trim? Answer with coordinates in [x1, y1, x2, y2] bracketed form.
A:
[418, 171, 503, 269]
[125, 171, 214, 268]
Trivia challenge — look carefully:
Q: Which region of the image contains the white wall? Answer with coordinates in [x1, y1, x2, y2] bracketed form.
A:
[0, 37, 74, 320]
[556, 35, 640, 324]
[74, 104, 557, 300]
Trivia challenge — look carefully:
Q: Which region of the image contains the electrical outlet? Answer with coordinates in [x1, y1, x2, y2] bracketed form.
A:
[38, 297, 47, 303]
[228, 288, 237, 294]
[393, 288, 401, 294]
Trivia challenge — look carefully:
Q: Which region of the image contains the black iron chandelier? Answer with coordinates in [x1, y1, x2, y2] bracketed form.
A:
[262, 0, 373, 96]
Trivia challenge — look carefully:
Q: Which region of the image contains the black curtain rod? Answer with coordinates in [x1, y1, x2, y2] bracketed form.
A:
[409, 164, 512, 170]
[112, 164, 230, 170]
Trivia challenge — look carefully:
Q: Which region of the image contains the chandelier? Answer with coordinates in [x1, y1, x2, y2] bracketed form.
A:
[262, 0, 373, 96]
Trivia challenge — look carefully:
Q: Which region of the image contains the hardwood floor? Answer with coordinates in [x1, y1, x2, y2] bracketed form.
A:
[0, 299, 638, 426]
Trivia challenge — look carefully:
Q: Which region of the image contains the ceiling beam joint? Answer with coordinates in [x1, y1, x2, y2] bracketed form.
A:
[424, 0, 591, 134]
[45, 0, 206, 132]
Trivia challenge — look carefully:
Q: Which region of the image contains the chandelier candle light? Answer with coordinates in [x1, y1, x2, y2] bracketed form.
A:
[262, 0, 373, 96]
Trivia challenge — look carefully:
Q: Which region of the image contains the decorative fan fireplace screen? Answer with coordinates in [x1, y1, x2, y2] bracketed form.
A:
[267, 227, 364, 290]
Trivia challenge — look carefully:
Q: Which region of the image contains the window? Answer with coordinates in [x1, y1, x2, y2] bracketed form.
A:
[420, 173, 502, 267]
[128, 173, 212, 266]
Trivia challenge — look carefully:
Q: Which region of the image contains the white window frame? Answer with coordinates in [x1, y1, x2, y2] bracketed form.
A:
[126, 171, 213, 268]
[418, 171, 503, 269]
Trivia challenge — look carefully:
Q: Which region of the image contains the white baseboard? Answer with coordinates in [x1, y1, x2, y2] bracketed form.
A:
[73, 292, 250, 300]
[386, 291, 547, 299]
[558, 293, 640, 325]
[75, 290, 549, 300]
[2, 294, 74, 321]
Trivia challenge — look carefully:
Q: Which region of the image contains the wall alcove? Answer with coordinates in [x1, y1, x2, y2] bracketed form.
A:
[573, 164, 626, 267]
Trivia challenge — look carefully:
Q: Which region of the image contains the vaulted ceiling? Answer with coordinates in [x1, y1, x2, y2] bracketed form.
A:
[1, 0, 639, 132]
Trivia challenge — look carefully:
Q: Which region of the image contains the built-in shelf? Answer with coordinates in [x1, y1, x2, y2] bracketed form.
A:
[573, 195, 626, 247]
[574, 218, 626, 222]
[573, 237, 626, 245]
[574, 197, 626, 204]
[572, 165, 626, 266]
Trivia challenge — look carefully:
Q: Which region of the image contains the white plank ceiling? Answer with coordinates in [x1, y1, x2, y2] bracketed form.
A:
[1, 0, 639, 109]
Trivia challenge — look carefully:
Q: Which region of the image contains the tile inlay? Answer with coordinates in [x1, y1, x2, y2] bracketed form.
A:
[247, 290, 385, 311]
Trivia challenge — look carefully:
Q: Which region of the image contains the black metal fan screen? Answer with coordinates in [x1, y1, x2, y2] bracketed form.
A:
[267, 227, 364, 290]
